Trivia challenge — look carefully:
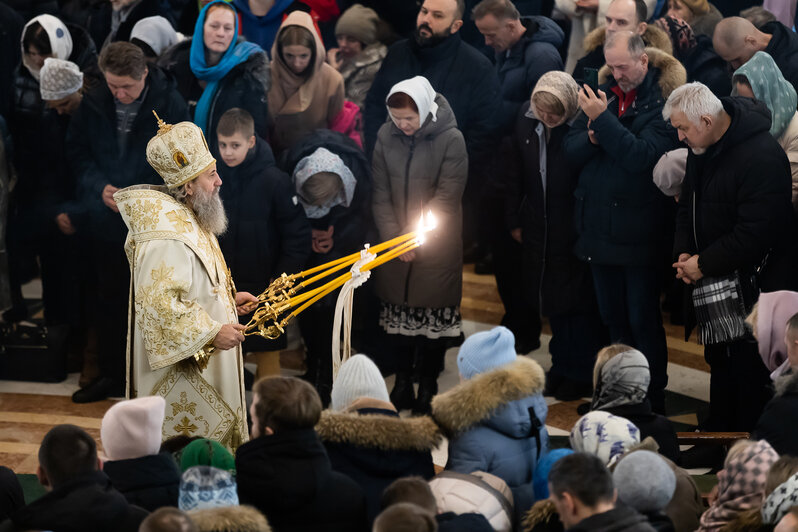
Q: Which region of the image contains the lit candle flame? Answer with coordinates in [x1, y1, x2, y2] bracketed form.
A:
[416, 210, 437, 245]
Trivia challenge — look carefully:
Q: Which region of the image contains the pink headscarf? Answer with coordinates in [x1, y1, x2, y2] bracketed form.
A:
[753, 291, 798, 378]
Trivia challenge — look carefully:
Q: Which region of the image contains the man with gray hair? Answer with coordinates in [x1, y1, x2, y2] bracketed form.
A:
[665, 81, 797, 433]
[563, 31, 685, 413]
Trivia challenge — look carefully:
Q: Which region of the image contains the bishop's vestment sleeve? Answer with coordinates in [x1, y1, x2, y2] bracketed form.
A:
[133, 239, 222, 370]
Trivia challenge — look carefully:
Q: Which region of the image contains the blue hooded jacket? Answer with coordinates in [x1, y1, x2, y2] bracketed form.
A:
[233, 0, 295, 55]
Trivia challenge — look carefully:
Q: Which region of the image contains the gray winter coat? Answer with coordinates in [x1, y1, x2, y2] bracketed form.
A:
[371, 94, 467, 308]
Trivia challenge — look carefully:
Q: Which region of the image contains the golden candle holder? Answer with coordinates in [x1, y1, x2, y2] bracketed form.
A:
[243, 211, 437, 339]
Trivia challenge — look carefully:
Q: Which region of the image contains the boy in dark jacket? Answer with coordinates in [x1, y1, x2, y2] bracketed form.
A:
[215, 108, 311, 381]
[236, 376, 368, 532]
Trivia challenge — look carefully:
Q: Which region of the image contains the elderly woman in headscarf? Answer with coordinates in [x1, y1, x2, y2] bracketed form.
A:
[733, 51, 798, 212]
[698, 439, 779, 532]
[506, 70, 605, 402]
[589, 344, 680, 464]
[158, 0, 269, 149]
[372, 75, 468, 415]
[268, 10, 344, 154]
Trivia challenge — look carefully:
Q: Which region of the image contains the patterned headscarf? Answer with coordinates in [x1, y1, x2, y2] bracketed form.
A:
[733, 51, 798, 139]
[591, 349, 651, 410]
[654, 16, 697, 62]
[529, 70, 580, 126]
[699, 440, 779, 531]
[570, 411, 641, 467]
[762, 472, 798, 524]
[293, 147, 357, 219]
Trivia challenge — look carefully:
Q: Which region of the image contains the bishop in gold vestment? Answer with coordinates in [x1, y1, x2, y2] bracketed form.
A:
[115, 117, 257, 449]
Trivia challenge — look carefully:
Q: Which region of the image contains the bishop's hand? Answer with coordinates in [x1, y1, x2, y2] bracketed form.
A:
[213, 323, 246, 350]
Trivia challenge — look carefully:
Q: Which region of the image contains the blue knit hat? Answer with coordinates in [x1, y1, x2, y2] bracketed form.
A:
[457, 326, 517, 380]
[533, 448, 574, 499]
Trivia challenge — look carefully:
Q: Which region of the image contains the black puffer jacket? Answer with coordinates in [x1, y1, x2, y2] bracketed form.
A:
[761, 21, 798, 97]
[158, 38, 270, 153]
[217, 136, 310, 295]
[0, 471, 149, 532]
[236, 428, 368, 532]
[506, 102, 596, 317]
[673, 97, 797, 292]
[0, 4, 23, 119]
[103, 453, 181, 512]
[65, 66, 189, 243]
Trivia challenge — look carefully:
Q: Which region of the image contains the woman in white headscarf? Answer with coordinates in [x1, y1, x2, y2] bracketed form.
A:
[6, 14, 99, 323]
[371, 75, 468, 415]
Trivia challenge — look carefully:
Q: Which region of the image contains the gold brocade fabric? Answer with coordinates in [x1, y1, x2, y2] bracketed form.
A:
[116, 185, 248, 450]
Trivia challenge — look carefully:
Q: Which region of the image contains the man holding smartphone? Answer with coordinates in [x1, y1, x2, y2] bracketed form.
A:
[563, 31, 685, 414]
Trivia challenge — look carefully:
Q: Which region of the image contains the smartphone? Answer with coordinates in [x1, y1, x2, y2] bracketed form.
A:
[583, 67, 599, 93]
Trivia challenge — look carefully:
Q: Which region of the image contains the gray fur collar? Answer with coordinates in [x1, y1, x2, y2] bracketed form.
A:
[431, 357, 545, 436]
[774, 369, 798, 397]
[315, 410, 442, 451]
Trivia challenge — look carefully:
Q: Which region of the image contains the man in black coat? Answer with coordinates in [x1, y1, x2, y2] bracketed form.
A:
[66, 42, 189, 403]
[0, 425, 149, 532]
[666, 83, 797, 431]
[713, 17, 798, 98]
[236, 377, 368, 532]
[563, 32, 683, 413]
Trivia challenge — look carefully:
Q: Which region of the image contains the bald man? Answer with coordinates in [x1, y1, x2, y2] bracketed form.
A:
[713, 17, 798, 96]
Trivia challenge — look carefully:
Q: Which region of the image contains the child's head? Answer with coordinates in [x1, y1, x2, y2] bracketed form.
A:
[250, 376, 322, 438]
[787, 312, 798, 368]
[216, 108, 255, 168]
[278, 25, 315, 76]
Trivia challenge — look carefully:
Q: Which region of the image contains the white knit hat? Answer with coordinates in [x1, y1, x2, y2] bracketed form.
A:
[101, 396, 166, 461]
[39, 57, 83, 101]
[330, 354, 389, 411]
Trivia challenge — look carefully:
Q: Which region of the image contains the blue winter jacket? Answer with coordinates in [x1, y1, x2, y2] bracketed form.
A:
[431, 357, 549, 515]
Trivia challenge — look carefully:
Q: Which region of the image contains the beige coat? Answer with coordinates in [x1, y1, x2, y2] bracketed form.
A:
[555, 0, 657, 72]
[777, 110, 798, 210]
[371, 94, 467, 308]
[268, 11, 344, 152]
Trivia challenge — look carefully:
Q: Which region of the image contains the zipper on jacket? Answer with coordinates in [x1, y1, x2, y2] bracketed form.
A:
[402, 137, 416, 304]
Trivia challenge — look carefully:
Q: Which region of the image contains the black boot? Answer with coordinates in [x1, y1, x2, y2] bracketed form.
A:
[391, 371, 415, 410]
[412, 375, 438, 415]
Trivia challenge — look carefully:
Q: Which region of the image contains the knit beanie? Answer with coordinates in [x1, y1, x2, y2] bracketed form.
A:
[39, 57, 83, 101]
[533, 448, 574, 499]
[330, 354, 390, 410]
[613, 450, 676, 512]
[457, 326, 517, 380]
[180, 438, 236, 473]
[678, 0, 710, 15]
[101, 395, 165, 461]
[179, 466, 239, 511]
[335, 4, 379, 45]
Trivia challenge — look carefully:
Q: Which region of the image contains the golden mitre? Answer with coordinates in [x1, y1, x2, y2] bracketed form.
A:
[145, 111, 216, 189]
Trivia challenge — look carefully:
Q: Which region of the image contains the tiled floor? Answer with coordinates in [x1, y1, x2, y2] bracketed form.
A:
[0, 266, 710, 474]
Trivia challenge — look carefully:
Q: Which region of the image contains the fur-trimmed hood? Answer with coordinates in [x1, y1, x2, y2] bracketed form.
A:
[774, 368, 798, 397]
[431, 357, 546, 437]
[188, 505, 271, 532]
[598, 46, 686, 99]
[583, 24, 673, 56]
[522, 499, 559, 532]
[316, 410, 443, 452]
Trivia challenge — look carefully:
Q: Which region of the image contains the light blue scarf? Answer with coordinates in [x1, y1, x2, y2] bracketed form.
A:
[733, 51, 798, 139]
[190, 0, 262, 133]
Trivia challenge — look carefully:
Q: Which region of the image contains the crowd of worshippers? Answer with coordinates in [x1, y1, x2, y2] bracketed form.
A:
[4, 0, 798, 528]
[4, 329, 798, 531]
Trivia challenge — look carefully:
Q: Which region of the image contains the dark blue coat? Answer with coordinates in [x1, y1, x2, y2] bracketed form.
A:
[103, 453, 181, 512]
[495, 16, 564, 131]
[65, 66, 189, 244]
[563, 49, 683, 266]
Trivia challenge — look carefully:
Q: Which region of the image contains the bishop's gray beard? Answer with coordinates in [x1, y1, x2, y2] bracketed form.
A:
[191, 186, 228, 236]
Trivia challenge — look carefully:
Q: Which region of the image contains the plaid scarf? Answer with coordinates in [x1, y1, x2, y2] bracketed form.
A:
[692, 273, 749, 345]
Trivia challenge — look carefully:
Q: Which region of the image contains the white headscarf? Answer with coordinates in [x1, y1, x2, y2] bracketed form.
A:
[131, 16, 180, 56]
[39, 57, 83, 100]
[21, 15, 73, 81]
[386, 75, 438, 126]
